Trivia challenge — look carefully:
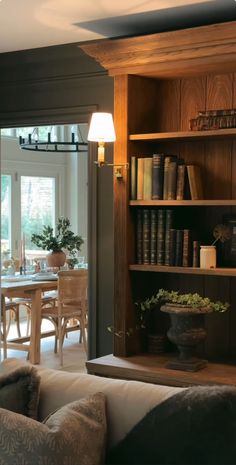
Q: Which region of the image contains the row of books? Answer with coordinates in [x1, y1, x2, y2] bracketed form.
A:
[190, 108, 236, 131]
[130, 154, 204, 201]
[136, 208, 200, 267]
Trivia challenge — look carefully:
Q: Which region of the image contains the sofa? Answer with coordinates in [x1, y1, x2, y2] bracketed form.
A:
[1, 357, 236, 465]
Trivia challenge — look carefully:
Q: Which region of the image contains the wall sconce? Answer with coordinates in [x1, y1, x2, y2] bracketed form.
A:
[88, 112, 129, 178]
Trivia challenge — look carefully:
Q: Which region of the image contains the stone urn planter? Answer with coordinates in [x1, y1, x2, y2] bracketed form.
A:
[160, 303, 213, 372]
[46, 250, 66, 269]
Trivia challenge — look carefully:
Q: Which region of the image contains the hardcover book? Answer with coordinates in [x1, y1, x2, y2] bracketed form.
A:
[157, 209, 165, 265]
[182, 229, 192, 267]
[150, 209, 157, 265]
[192, 240, 200, 267]
[164, 209, 174, 266]
[169, 229, 177, 266]
[175, 229, 184, 266]
[136, 209, 143, 264]
[143, 157, 153, 200]
[137, 158, 144, 200]
[143, 209, 151, 264]
[152, 153, 164, 200]
[176, 164, 186, 200]
[130, 156, 137, 200]
[187, 165, 204, 200]
[167, 160, 177, 200]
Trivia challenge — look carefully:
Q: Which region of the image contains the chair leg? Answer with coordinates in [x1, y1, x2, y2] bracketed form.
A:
[15, 306, 22, 338]
[26, 308, 31, 337]
[1, 298, 7, 359]
[80, 317, 87, 354]
[58, 316, 63, 367]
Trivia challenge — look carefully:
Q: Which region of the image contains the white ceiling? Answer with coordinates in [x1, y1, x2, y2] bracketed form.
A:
[0, 0, 235, 54]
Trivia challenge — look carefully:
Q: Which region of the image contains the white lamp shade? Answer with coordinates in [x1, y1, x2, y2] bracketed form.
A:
[88, 112, 116, 142]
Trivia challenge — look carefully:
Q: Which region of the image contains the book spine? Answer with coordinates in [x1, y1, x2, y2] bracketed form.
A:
[150, 209, 157, 264]
[167, 160, 177, 200]
[137, 158, 144, 200]
[176, 164, 186, 200]
[192, 240, 200, 267]
[182, 229, 191, 267]
[143, 209, 151, 264]
[143, 157, 153, 200]
[156, 209, 165, 265]
[164, 209, 174, 266]
[187, 165, 204, 200]
[175, 229, 184, 266]
[169, 229, 177, 266]
[163, 156, 171, 200]
[136, 209, 143, 264]
[130, 156, 137, 200]
[152, 153, 164, 200]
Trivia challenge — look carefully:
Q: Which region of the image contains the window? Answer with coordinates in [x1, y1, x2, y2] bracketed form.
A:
[1, 174, 11, 254]
[21, 176, 55, 253]
[1, 174, 56, 264]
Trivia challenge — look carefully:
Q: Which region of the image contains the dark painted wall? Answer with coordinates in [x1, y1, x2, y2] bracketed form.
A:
[0, 43, 114, 357]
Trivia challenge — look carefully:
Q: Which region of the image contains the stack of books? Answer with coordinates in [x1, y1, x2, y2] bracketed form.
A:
[190, 108, 236, 131]
[130, 154, 204, 201]
[136, 208, 200, 267]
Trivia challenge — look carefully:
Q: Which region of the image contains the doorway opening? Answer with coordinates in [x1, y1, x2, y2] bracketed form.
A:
[1, 123, 89, 371]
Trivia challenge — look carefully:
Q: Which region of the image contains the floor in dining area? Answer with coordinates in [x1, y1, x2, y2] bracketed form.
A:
[1, 318, 87, 373]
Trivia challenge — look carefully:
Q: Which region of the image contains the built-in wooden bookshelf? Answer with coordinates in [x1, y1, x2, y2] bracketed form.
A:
[130, 200, 236, 206]
[81, 21, 236, 386]
[129, 265, 236, 277]
[129, 128, 236, 141]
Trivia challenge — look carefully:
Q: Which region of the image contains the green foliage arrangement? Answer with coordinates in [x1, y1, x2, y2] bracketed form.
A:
[31, 217, 84, 257]
[137, 288, 229, 327]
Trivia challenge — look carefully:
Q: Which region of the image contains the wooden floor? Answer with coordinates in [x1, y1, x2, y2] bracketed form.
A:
[1, 319, 87, 373]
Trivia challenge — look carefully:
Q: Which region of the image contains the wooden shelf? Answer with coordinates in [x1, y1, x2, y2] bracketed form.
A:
[129, 200, 236, 206]
[129, 265, 236, 276]
[86, 353, 236, 388]
[129, 128, 236, 142]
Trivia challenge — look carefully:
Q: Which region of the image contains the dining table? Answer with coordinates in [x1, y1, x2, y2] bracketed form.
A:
[1, 275, 58, 364]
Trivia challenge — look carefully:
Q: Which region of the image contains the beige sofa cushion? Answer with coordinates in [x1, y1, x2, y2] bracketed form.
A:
[0, 392, 106, 465]
[2, 358, 184, 449]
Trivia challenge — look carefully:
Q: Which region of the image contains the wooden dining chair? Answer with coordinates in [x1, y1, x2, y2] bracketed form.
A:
[0, 295, 28, 358]
[41, 269, 88, 366]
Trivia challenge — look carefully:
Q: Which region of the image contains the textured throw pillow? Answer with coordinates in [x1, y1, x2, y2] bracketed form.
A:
[0, 363, 40, 419]
[107, 385, 236, 465]
[0, 392, 107, 465]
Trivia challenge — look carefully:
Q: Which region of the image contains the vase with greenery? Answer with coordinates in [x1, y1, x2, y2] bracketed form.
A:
[31, 217, 84, 268]
[136, 289, 229, 372]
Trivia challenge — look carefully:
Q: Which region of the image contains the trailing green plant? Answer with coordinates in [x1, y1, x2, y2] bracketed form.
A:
[31, 217, 84, 256]
[136, 288, 230, 327]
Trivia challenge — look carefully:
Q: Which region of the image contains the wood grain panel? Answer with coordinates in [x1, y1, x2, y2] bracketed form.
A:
[180, 77, 206, 130]
[206, 74, 234, 110]
[128, 76, 158, 133]
[156, 80, 180, 132]
[204, 141, 231, 200]
[113, 75, 132, 356]
[205, 74, 233, 200]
